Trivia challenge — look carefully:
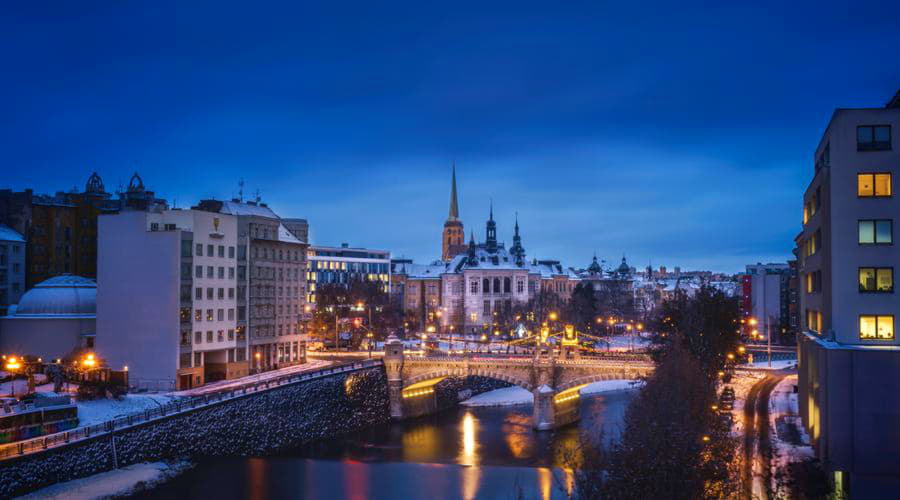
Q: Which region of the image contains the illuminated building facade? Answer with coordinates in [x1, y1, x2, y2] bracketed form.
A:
[194, 199, 309, 373]
[797, 90, 900, 496]
[306, 244, 390, 305]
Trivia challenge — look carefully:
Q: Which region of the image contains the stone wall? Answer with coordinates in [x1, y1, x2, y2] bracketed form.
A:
[0, 366, 388, 498]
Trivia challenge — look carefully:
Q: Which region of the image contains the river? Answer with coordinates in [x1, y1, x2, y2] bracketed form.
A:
[138, 388, 635, 500]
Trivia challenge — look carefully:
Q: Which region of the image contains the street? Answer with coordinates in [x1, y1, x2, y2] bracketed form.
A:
[741, 372, 788, 499]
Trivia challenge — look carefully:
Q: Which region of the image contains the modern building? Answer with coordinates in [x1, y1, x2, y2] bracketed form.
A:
[306, 244, 390, 305]
[797, 90, 900, 496]
[740, 262, 797, 341]
[194, 199, 309, 373]
[0, 172, 167, 289]
[0, 224, 25, 316]
[97, 209, 242, 390]
[0, 275, 96, 361]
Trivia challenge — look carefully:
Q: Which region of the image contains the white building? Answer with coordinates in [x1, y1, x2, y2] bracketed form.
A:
[0, 224, 25, 316]
[797, 90, 900, 496]
[0, 275, 96, 360]
[98, 209, 241, 390]
[194, 199, 309, 372]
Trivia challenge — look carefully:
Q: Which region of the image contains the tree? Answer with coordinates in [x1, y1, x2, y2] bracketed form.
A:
[567, 342, 738, 500]
[311, 280, 404, 348]
[567, 282, 598, 332]
[595, 278, 635, 321]
[649, 285, 741, 378]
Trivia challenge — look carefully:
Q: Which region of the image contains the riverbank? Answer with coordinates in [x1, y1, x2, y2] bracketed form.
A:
[18, 461, 191, 500]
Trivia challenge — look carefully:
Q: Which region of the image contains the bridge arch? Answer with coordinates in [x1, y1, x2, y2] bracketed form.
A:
[402, 369, 534, 392]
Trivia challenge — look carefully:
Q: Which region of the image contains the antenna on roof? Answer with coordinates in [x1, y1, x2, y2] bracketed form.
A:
[238, 179, 245, 202]
[255, 189, 261, 203]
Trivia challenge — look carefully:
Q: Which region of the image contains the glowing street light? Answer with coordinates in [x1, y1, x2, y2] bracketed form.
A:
[549, 312, 558, 321]
[5, 356, 21, 371]
[82, 353, 96, 368]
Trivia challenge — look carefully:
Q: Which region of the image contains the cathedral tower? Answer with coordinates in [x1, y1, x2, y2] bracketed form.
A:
[442, 164, 466, 261]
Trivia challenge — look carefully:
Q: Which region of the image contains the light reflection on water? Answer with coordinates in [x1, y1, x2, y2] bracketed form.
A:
[138, 390, 635, 500]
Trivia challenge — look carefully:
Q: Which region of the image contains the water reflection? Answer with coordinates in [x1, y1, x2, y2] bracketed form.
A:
[245, 458, 267, 500]
[458, 411, 478, 466]
[139, 390, 636, 500]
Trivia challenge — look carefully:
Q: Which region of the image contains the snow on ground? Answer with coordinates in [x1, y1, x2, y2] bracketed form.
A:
[581, 379, 642, 395]
[740, 359, 798, 371]
[0, 374, 49, 397]
[18, 461, 191, 500]
[172, 359, 333, 396]
[461, 386, 532, 407]
[729, 370, 765, 436]
[768, 374, 814, 491]
[460, 379, 639, 407]
[76, 394, 176, 427]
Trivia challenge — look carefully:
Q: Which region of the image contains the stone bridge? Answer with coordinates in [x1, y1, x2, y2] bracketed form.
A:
[383, 337, 654, 430]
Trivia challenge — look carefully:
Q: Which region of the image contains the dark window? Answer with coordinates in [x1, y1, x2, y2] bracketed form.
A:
[859, 220, 893, 245]
[857, 125, 891, 151]
[483, 278, 490, 293]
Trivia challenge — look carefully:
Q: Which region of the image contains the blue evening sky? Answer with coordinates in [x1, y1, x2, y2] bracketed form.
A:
[2, 1, 898, 272]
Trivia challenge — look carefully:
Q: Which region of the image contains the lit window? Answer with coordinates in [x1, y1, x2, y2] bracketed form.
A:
[858, 173, 892, 197]
[859, 220, 893, 244]
[859, 268, 893, 292]
[860, 315, 894, 340]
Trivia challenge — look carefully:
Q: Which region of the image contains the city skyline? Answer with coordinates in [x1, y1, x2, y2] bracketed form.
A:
[3, 2, 899, 272]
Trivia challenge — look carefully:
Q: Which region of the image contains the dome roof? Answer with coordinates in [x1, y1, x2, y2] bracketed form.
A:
[12, 275, 96, 317]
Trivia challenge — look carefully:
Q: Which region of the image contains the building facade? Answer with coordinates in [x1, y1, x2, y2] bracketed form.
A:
[195, 199, 310, 372]
[306, 244, 390, 305]
[797, 90, 900, 496]
[0, 225, 25, 315]
[0, 275, 96, 361]
[0, 172, 166, 289]
[393, 173, 580, 333]
[98, 209, 242, 390]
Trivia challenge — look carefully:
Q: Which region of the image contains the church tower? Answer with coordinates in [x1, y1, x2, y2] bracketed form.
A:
[485, 201, 498, 253]
[442, 164, 466, 261]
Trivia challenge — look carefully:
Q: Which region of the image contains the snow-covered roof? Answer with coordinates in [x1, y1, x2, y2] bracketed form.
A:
[217, 201, 280, 219]
[0, 224, 24, 243]
[394, 261, 448, 279]
[9, 275, 96, 317]
[277, 223, 304, 244]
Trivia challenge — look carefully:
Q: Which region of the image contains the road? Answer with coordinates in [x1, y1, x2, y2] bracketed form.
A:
[741, 372, 788, 500]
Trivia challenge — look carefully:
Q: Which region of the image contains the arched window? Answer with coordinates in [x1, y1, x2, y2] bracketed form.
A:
[504, 277, 511, 293]
[493, 278, 501, 294]
[483, 278, 490, 293]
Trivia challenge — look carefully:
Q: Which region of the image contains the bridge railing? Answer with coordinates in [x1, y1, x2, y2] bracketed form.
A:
[0, 359, 382, 461]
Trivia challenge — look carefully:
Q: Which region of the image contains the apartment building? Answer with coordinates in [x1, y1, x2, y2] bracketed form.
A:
[797, 90, 900, 496]
[97, 209, 242, 390]
[0, 225, 25, 315]
[194, 199, 309, 372]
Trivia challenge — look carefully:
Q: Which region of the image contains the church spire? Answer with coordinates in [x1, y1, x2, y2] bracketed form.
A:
[485, 200, 497, 253]
[510, 212, 525, 266]
[466, 230, 478, 265]
[447, 162, 459, 221]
